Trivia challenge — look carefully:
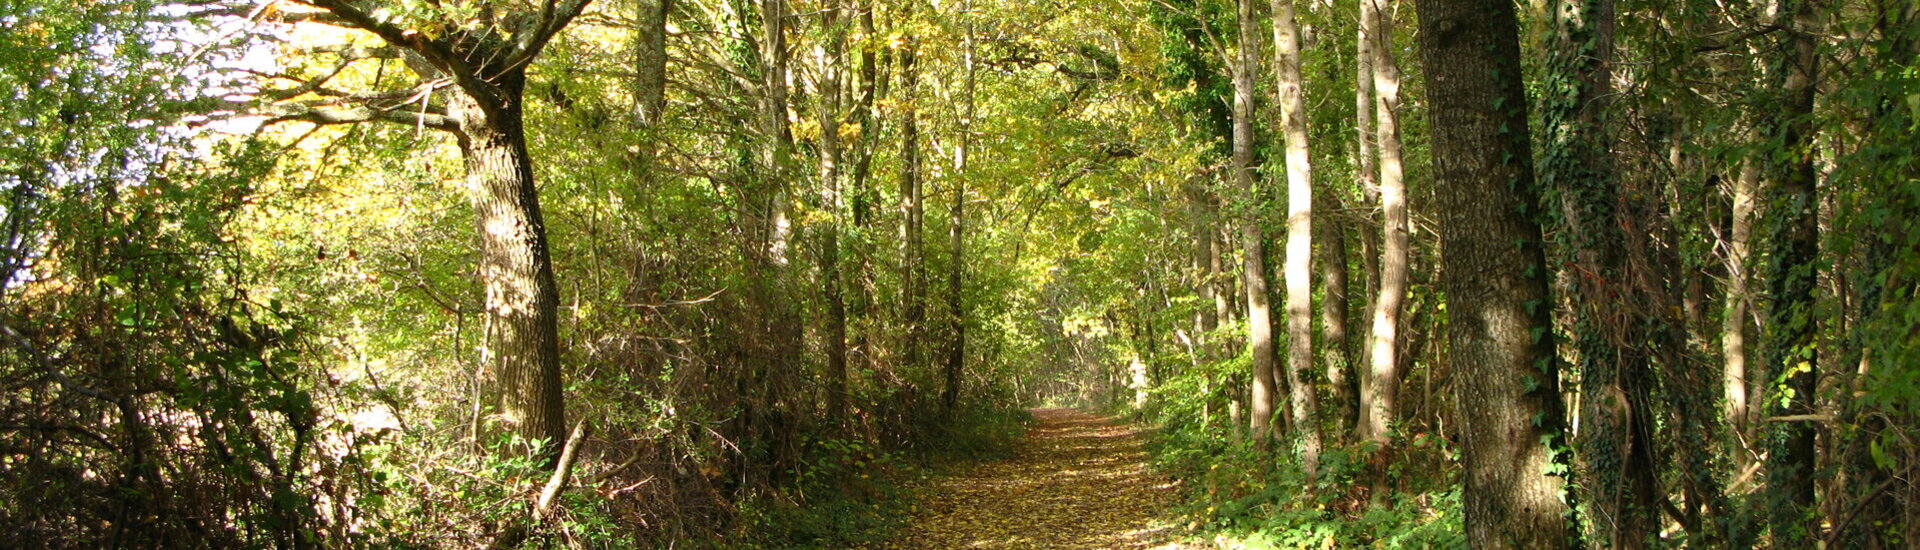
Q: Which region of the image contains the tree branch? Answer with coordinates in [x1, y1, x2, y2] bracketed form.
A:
[261, 101, 459, 132]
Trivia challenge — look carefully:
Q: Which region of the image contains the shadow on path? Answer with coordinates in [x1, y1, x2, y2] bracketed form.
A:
[866, 408, 1198, 549]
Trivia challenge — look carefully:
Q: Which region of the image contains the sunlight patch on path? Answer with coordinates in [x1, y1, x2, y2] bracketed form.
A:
[865, 408, 1206, 550]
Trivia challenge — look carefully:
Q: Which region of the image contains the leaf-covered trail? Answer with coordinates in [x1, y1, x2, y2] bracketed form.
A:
[869, 408, 1199, 549]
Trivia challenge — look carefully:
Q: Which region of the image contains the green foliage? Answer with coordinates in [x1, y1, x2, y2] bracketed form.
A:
[1141, 385, 1465, 548]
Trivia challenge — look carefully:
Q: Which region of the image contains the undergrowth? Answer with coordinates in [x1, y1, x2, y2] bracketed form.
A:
[1138, 366, 1465, 549]
[740, 405, 1034, 549]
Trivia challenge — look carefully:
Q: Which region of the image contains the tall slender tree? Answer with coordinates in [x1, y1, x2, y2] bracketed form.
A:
[940, 2, 976, 415]
[1271, 0, 1321, 473]
[1232, 0, 1279, 442]
[1358, 0, 1408, 446]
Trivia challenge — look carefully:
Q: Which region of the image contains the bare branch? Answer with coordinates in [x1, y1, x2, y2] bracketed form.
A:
[260, 101, 459, 132]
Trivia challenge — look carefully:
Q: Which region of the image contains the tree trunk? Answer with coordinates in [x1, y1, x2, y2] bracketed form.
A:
[1761, 0, 1821, 543]
[900, 18, 926, 375]
[1234, 0, 1279, 443]
[816, 0, 851, 425]
[847, 0, 888, 381]
[1414, 0, 1575, 545]
[762, 0, 794, 266]
[1272, 0, 1321, 474]
[1359, 0, 1408, 446]
[1723, 159, 1757, 462]
[633, 0, 671, 131]
[1540, 0, 1657, 544]
[454, 72, 567, 460]
[940, 7, 975, 416]
[1318, 194, 1354, 438]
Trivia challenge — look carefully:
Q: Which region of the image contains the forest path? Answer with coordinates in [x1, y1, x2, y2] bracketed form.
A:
[868, 408, 1199, 549]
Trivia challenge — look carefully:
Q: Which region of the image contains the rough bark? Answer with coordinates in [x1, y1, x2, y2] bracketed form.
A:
[1233, 0, 1279, 442]
[1359, 0, 1408, 446]
[454, 73, 568, 459]
[633, 0, 671, 131]
[1415, 0, 1576, 545]
[1271, 0, 1321, 473]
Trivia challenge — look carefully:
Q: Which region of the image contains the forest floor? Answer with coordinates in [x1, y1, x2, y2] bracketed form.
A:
[864, 408, 1200, 550]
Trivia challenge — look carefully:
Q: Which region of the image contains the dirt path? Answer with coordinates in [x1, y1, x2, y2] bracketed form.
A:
[868, 408, 1197, 550]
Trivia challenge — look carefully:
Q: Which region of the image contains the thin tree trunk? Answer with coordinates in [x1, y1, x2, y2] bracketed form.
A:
[1359, 0, 1407, 446]
[1272, 0, 1321, 474]
[1414, 0, 1575, 544]
[1232, 0, 1279, 443]
[1318, 195, 1354, 438]
[1724, 159, 1758, 463]
[940, 6, 974, 416]
[816, 0, 851, 425]
[762, 0, 794, 266]
[900, 16, 926, 375]
[848, 0, 888, 380]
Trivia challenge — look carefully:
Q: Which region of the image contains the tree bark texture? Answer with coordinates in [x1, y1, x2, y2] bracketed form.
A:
[454, 72, 568, 458]
[1415, 0, 1576, 545]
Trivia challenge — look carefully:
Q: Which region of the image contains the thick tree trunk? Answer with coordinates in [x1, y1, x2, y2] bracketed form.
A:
[1271, 0, 1321, 473]
[1761, 0, 1821, 543]
[1414, 0, 1575, 545]
[454, 73, 567, 460]
[1358, 0, 1407, 446]
[1233, 0, 1279, 443]
[633, 0, 671, 131]
[1540, 0, 1657, 544]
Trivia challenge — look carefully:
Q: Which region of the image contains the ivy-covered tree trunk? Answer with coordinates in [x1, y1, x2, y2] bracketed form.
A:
[1271, 0, 1321, 473]
[1761, 0, 1822, 543]
[1233, 0, 1279, 443]
[1415, 0, 1576, 544]
[1539, 0, 1657, 545]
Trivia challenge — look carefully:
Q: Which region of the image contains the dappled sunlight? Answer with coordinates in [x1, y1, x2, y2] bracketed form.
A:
[864, 409, 1208, 550]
